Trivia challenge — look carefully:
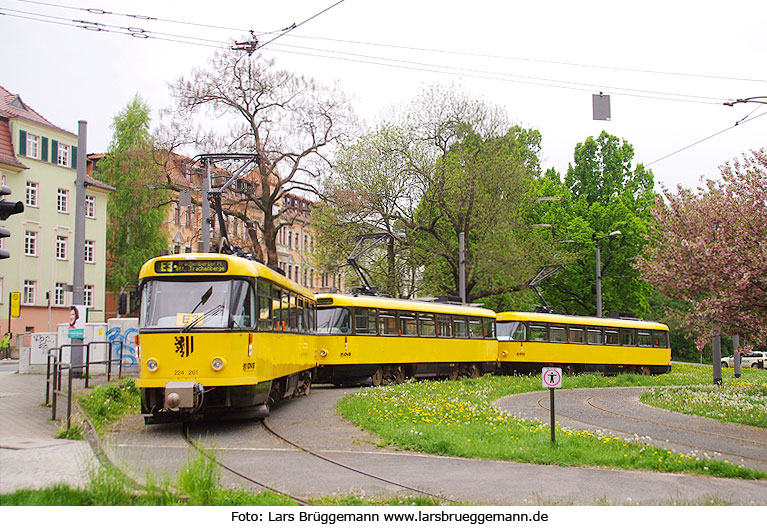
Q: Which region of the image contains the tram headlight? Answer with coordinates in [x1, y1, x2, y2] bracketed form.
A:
[211, 357, 226, 371]
[146, 358, 159, 372]
[319, 349, 327, 358]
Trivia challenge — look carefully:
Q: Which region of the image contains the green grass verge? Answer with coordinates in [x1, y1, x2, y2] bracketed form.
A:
[641, 379, 767, 429]
[336, 364, 767, 480]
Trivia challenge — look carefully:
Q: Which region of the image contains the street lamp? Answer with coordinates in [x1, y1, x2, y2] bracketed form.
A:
[595, 230, 622, 318]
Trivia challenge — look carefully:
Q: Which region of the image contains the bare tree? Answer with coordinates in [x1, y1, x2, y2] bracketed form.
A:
[166, 48, 358, 266]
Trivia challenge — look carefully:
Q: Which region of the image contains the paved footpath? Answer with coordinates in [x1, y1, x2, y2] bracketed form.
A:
[0, 366, 97, 494]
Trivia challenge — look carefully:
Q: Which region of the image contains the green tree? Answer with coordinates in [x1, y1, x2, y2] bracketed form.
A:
[315, 85, 559, 305]
[539, 132, 656, 316]
[96, 95, 170, 293]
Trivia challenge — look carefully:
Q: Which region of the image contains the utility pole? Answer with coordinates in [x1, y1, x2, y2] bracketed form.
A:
[201, 160, 211, 252]
[459, 232, 466, 304]
[71, 120, 87, 377]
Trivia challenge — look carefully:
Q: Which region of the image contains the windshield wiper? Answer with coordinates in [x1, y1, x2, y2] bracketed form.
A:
[180, 287, 215, 333]
[182, 304, 224, 333]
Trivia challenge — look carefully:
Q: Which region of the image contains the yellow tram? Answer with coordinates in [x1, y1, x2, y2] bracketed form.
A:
[496, 311, 671, 375]
[136, 253, 316, 423]
[315, 294, 498, 385]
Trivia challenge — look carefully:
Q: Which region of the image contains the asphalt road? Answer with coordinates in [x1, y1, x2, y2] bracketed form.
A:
[494, 387, 767, 473]
[104, 385, 767, 505]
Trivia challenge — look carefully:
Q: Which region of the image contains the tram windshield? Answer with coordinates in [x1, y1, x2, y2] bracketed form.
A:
[497, 321, 526, 342]
[316, 307, 351, 335]
[140, 279, 255, 330]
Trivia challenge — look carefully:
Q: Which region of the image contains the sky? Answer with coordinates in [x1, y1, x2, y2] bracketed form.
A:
[1, 0, 765, 192]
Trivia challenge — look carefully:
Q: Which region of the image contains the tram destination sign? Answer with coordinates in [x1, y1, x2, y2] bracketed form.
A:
[154, 259, 228, 274]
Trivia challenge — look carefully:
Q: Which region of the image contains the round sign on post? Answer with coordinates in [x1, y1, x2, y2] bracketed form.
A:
[542, 367, 563, 388]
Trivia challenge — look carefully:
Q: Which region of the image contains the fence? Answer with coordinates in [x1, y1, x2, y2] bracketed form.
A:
[45, 340, 124, 431]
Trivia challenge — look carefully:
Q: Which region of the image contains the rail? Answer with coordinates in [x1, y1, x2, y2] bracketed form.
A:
[44, 340, 124, 431]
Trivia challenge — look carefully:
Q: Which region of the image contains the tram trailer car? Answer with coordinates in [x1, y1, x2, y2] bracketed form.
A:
[496, 312, 671, 375]
[136, 253, 316, 423]
[315, 294, 498, 385]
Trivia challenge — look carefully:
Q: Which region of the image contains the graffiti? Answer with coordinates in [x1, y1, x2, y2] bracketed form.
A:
[33, 334, 56, 351]
[107, 326, 138, 368]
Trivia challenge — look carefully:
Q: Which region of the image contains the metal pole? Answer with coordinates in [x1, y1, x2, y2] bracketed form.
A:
[71, 120, 87, 377]
[712, 333, 722, 385]
[550, 388, 556, 444]
[201, 160, 211, 252]
[459, 232, 466, 303]
[595, 245, 602, 318]
[733, 335, 741, 379]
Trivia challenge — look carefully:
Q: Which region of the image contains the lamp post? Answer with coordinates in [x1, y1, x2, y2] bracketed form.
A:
[595, 230, 621, 318]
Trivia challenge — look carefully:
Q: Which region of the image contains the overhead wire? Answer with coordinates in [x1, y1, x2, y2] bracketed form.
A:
[8, 0, 765, 85]
[0, 5, 736, 105]
[646, 109, 767, 167]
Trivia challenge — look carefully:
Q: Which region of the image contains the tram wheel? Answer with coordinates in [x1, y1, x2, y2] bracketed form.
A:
[385, 365, 405, 385]
[460, 363, 480, 379]
[640, 366, 652, 376]
[447, 365, 459, 381]
[371, 366, 384, 387]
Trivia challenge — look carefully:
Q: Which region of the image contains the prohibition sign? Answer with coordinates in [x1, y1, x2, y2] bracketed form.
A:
[542, 367, 562, 388]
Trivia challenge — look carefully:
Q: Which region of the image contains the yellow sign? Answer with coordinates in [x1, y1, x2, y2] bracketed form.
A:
[10, 292, 20, 318]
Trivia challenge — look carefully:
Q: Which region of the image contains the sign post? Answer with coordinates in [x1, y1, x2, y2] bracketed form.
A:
[542, 367, 563, 443]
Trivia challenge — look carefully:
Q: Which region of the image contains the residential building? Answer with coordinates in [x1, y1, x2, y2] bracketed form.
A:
[1, 85, 113, 341]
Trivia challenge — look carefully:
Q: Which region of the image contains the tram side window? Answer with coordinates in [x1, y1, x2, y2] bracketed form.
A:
[651, 330, 668, 348]
[354, 308, 377, 335]
[586, 328, 602, 344]
[379, 311, 398, 336]
[637, 331, 652, 347]
[604, 328, 619, 345]
[550, 326, 567, 343]
[419, 313, 436, 337]
[399, 311, 418, 336]
[297, 297, 306, 332]
[287, 292, 298, 332]
[257, 280, 273, 331]
[454, 316, 468, 338]
[468, 318, 483, 339]
[483, 318, 496, 338]
[307, 300, 316, 332]
[230, 279, 255, 329]
[568, 327, 585, 344]
[436, 315, 452, 337]
[620, 328, 636, 346]
[530, 324, 548, 342]
[273, 288, 283, 331]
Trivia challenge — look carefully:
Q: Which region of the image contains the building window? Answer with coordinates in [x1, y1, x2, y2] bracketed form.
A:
[173, 203, 180, 225]
[24, 231, 37, 256]
[23, 280, 36, 305]
[57, 143, 70, 167]
[85, 195, 95, 218]
[56, 235, 68, 260]
[26, 134, 39, 159]
[84, 240, 95, 263]
[55, 283, 67, 306]
[84, 285, 94, 308]
[185, 205, 192, 226]
[57, 188, 69, 213]
[26, 181, 38, 207]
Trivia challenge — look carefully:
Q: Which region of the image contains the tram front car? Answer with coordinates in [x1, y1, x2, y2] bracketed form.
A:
[135, 253, 315, 424]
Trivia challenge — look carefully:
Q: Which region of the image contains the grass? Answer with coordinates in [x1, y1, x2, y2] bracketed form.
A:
[75, 378, 141, 435]
[336, 364, 767, 480]
[0, 452, 445, 506]
[642, 380, 767, 429]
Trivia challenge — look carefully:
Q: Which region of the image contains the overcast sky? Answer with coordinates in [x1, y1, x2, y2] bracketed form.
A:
[1, 0, 764, 191]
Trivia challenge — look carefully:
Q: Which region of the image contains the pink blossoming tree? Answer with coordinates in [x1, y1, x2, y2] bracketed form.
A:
[637, 149, 767, 349]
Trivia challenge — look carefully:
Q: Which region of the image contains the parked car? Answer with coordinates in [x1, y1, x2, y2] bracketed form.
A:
[721, 351, 767, 368]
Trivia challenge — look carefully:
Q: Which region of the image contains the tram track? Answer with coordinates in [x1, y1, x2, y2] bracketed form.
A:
[530, 390, 767, 469]
[179, 403, 457, 505]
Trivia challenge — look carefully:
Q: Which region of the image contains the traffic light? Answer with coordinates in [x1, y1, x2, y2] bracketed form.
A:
[0, 185, 25, 259]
